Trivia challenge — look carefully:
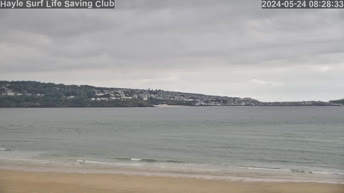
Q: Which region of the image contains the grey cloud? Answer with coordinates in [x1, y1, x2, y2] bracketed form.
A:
[0, 0, 343, 101]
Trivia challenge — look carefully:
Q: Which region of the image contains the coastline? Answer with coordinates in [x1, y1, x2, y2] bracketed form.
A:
[1, 169, 344, 193]
[0, 105, 342, 109]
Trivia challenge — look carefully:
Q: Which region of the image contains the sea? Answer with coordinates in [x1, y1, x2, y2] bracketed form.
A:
[0, 106, 343, 183]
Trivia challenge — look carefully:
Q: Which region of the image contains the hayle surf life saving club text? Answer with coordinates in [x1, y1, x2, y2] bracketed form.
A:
[0, 0, 115, 8]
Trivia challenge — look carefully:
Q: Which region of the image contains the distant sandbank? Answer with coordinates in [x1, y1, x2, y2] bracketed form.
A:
[154, 104, 189, 107]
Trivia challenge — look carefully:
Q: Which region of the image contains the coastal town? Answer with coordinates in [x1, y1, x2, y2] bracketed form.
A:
[0, 81, 340, 107]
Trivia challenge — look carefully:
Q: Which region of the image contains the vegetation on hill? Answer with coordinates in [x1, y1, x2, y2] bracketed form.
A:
[330, 99, 344, 105]
[0, 81, 226, 107]
[0, 81, 152, 107]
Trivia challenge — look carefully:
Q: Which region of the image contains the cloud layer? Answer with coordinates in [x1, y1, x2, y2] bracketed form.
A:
[0, 0, 343, 101]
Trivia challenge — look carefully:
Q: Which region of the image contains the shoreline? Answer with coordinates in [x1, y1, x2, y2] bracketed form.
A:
[0, 104, 342, 108]
[0, 158, 343, 185]
[1, 169, 344, 193]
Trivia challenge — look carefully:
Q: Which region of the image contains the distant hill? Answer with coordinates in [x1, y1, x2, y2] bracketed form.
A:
[0, 81, 338, 108]
[330, 99, 344, 105]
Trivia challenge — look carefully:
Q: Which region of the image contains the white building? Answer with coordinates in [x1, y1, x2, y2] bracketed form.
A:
[6, 91, 15, 96]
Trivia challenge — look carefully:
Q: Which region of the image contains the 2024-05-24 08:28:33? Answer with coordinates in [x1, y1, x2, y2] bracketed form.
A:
[262, 0, 344, 8]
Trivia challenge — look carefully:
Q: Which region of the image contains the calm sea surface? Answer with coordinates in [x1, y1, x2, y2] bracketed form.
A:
[0, 107, 343, 182]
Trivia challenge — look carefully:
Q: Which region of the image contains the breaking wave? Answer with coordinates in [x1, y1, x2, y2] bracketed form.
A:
[115, 157, 185, 163]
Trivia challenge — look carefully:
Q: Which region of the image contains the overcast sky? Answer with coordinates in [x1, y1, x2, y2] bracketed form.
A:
[0, 0, 343, 101]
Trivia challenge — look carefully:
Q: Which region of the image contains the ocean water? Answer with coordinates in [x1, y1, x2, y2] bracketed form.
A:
[0, 107, 343, 183]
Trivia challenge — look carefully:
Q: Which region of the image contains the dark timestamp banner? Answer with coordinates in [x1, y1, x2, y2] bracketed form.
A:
[0, 0, 115, 8]
[262, 0, 344, 8]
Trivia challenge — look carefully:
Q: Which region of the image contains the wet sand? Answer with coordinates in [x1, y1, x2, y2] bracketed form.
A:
[1, 169, 343, 193]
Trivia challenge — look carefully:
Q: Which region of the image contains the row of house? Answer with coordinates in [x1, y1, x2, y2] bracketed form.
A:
[0, 84, 261, 106]
[88, 88, 258, 106]
[0, 87, 44, 97]
[90, 88, 201, 102]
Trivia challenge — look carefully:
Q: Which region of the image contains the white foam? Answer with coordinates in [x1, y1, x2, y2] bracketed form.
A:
[130, 158, 142, 161]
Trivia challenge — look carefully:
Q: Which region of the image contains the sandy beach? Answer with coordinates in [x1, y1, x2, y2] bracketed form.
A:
[1, 169, 343, 193]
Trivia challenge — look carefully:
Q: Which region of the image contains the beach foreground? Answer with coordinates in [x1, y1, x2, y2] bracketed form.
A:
[1, 170, 343, 193]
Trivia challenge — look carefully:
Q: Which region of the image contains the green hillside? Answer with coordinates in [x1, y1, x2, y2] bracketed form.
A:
[330, 99, 344, 105]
